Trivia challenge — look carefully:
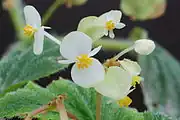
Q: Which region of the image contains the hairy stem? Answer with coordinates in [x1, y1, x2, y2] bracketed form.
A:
[24, 105, 49, 120]
[96, 92, 102, 120]
[56, 96, 68, 120]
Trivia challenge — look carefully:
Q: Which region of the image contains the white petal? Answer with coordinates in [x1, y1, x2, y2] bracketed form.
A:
[33, 27, 44, 55]
[98, 12, 109, 24]
[99, 10, 122, 23]
[120, 59, 141, 76]
[71, 58, 105, 88]
[104, 29, 108, 36]
[134, 39, 155, 55]
[127, 88, 135, 94]
[108, 10, 122, 23]
[24, 5, 41, 28]
[95, 66, 132, 100]
[115, 22, 126, 29]
[58, 60, 75, 64]
[60, 31, 92, 60]
[109, 30, 115, 39]
[42, 26, 51, 29]
[88, 46, 102, 57]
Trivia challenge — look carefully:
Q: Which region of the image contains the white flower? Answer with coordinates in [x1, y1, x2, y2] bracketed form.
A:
[134, 39, 155, 55]
[120, 59, 141, 76]
[58, 31, 105, 88]
[94, 66, 133, 100]
[120, 59, 143, 87]
[23, 5, 61, 55]
[97, 10, 126, 39]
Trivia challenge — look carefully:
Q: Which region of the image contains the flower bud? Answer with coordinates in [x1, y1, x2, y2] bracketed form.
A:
[134, 39, 155, 55]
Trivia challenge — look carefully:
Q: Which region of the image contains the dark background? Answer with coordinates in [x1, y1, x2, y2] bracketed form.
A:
[0, 0, 180, 112]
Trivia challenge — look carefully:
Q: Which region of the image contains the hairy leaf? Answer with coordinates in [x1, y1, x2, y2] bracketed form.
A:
[0, 40, 67, 94]
[139, 44, 180, 119]
[0, 80, 171, 120]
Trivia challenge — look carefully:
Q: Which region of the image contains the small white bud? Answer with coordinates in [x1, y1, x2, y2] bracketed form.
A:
[134, 39, 155, 55]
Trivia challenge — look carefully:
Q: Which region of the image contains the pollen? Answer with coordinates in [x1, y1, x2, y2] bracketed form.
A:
[105, 20, 115, 30]
[23, 25, 37, 36]
[76, 54, 93, 69]
[104, 58, 120, 68]
[118, 96, 132, 107]
[132, 76, 141, 87]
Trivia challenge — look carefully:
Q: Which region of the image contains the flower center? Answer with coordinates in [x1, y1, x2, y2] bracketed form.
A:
[23, 25, 37, 36]
[76, 54, 93, 69]
[105, 20, 115, 30]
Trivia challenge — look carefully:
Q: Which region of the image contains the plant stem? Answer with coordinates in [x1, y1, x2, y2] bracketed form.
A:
[4, 0, 26, 41]
[56, 95, 68, 120]
[24, 105, 49, 120]
[42, 0, 64, 25]
[93, 39, 133, 51]
[56, 36, 133, 51]
[113, 46, 134, 60]
[96, 92, 102, 120]
[44, 31, 61, 45]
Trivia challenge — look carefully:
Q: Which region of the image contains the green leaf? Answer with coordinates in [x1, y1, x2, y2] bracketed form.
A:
[0, 80, 171, 120]
[138, 44, 180, 119]
[38, 112, 59, 120]
[77, 16, 105, 41]
[48, 80, 96, 120]
[120, 0, 166, 20]
[143, 112, 172, 120]
[0, 81, 55, 118]
[0, 40, 67, 95]
[0, 81, 27, 97]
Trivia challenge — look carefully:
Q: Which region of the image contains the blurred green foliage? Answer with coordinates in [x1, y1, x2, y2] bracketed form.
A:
[120, 0, 166, 20]
[128, 27, 148, 41]
[139, 44, 180, 119]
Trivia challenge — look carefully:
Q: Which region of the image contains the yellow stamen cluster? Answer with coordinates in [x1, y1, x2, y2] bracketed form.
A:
[132, 76, 141, 87]
[23, 25, 37, 36]
[103, 58, 120, 68]
[118, 96, 132, 107]
[76, 54, 93, 69]
[105, 20, 115, 30]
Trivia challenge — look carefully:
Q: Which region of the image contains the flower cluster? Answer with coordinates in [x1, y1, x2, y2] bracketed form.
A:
[23, 6, 155, 107]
